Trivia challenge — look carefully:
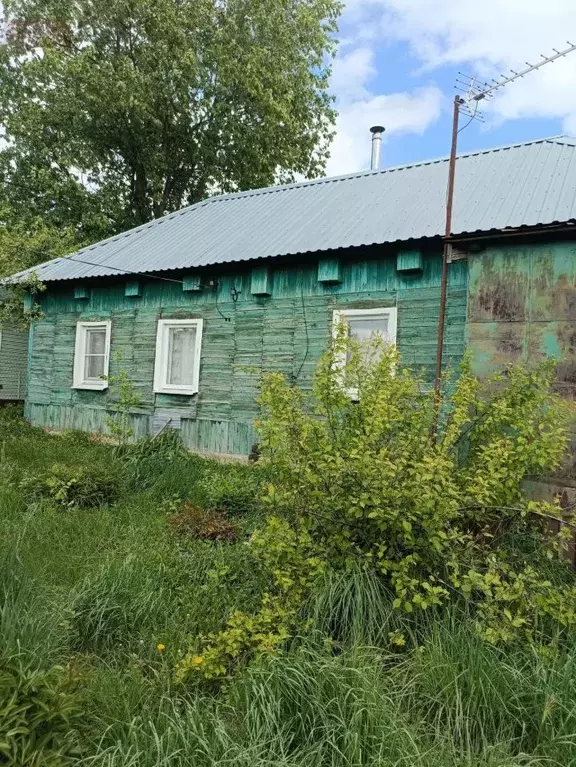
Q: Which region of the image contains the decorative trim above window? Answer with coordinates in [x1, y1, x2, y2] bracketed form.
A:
[72, 320, 111, 390]
[153, 319, 203, 395]
[332, 307, 398, 398]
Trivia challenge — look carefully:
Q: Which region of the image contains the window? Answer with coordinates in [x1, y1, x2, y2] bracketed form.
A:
[154, 319, 203, 395]
[332, 307, 397, 397]
[333, 307, 397, 348]
[72, 320, 111, 390]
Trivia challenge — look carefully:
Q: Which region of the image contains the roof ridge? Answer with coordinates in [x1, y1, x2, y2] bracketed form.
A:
[195, 135, 574, 205]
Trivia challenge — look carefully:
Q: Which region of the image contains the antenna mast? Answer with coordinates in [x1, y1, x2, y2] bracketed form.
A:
[432, 41, 576, 426]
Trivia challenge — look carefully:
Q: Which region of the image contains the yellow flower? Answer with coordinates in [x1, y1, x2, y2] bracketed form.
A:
[192, 655, 203, 665]
[156, 643, 166, 652]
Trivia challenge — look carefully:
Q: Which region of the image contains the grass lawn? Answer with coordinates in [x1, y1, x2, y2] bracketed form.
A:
[1, 407, 576, 766]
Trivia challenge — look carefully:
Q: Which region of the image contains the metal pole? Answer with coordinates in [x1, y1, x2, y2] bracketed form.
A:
[433, 95, 462, 424]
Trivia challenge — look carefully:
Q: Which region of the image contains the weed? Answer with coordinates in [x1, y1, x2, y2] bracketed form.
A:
[198, 463, 267, 516]
[19, 463, 121, 509]
[0, 650, 81, 766]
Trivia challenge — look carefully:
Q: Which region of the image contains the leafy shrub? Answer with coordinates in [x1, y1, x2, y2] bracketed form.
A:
[104, 366, 142, 445]
[179, 333, 576, 681]
[0, 404, 29, 439]
[0, 651, 81, 766]
[169, 505, 238, 542]
[198, 463, 267, 515]
[20, 463, 121, 508]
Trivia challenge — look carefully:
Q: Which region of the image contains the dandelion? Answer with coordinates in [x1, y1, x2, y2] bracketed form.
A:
[192, 655, 203, 665]
[156, 643, 166, 652]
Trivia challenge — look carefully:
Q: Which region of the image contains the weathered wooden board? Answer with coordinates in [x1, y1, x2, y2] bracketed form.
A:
[26, 250, 468, 455]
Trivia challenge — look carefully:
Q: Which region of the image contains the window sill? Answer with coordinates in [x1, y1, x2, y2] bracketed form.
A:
[72, 382, 109, 391]
[154, 387, 198, 396]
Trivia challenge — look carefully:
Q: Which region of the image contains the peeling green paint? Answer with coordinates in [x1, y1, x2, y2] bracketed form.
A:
[468, 240, 576, 487]
[468, 242, 576, 386]
[26, 252, 467, 455]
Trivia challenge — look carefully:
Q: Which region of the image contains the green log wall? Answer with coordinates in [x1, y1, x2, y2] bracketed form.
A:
[25, 251, 468, 456]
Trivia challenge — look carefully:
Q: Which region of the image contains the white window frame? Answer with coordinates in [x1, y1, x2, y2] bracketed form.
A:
[153, 318, 203, 395]
[72, 320, 112, 390]
[332, 307, 398, 398]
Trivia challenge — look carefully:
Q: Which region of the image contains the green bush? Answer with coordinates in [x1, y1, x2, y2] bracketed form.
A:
[198, 463, 267, 515]
[0, 651, 81, 766]
[19, 463, 121, 509]
[180, 334, 576, 681]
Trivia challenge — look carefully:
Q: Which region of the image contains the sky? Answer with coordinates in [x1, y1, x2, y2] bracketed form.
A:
[325, 0, 576, 176]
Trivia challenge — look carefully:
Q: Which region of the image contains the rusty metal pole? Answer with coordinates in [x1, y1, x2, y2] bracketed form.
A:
[433, 95, 462, 430]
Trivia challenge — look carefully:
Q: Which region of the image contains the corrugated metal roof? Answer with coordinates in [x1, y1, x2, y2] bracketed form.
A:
[14, 136, 576, 283]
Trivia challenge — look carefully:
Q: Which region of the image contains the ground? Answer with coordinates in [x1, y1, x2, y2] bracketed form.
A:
[1, 407, 576, 767]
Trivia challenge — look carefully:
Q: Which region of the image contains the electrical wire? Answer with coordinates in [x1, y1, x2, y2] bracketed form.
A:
[54, 255, 185, 284]
[457, 100, 479, 134]
[215, 302, 231, 322]
[293, 287, 310, 382]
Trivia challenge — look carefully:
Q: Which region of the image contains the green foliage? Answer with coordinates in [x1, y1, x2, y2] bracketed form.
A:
[0, 0, 340, 248]
[198, 463, 268, 515]
[177, 515, 325, 680]
[4, 408, 576, 764]
[0, 206, 84, 279]
[69, 556, 176, 655]
[104, 364, 142, 445]
[117, 430, 195, 493]
[20, 462, 121, 508]
[81, 630, 576, 767]
[0, 273, 46, 328]
[0, 651, 81, 766]
[181, 333, 575, 681]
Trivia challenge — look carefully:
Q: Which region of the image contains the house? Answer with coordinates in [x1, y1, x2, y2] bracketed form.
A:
[0, 323, 29, 402]
[12, 136, 576, 491]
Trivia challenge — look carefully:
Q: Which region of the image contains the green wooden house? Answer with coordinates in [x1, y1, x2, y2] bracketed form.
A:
[12, 136, 576, 492]
[0, 322, 29, 402]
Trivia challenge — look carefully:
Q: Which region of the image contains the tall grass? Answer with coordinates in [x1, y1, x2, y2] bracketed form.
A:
[1, 410, 576, 766]
[78, 644, 567, 767]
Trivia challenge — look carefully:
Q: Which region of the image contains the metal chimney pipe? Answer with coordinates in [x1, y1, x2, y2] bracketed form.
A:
[369, 125, 385, 170]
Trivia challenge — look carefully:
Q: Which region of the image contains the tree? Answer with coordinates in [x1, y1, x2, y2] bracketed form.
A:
[0, 0, 340, 239]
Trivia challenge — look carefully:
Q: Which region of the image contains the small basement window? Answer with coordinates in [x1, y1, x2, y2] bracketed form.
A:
[154, 319, 203, 395]
[332, 307, 397, 397]
[72, 320, 111, 390]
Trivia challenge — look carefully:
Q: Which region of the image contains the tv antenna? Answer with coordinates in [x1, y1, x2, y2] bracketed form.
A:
[433, 40, 576, 421]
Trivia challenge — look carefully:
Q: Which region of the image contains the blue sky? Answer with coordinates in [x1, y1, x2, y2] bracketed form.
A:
[326, 0, 576, 175]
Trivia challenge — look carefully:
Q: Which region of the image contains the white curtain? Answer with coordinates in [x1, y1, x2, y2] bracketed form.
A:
[84, 328, 107, 379]
[167, 326, 197, 385]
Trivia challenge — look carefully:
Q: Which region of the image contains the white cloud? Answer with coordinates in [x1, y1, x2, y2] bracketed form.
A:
[327, 86, 443, 175]
[327, 0, 576, 175]
[330, 47, 377, 101]
[365, 0, 576, 130]
[327, 33, 443, 175]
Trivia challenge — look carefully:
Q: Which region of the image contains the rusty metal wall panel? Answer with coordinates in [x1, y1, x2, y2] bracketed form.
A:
[468, 241, 576, 486]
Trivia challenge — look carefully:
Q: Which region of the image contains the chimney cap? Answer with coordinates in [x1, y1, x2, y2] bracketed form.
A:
[370, 125, 385, 134]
